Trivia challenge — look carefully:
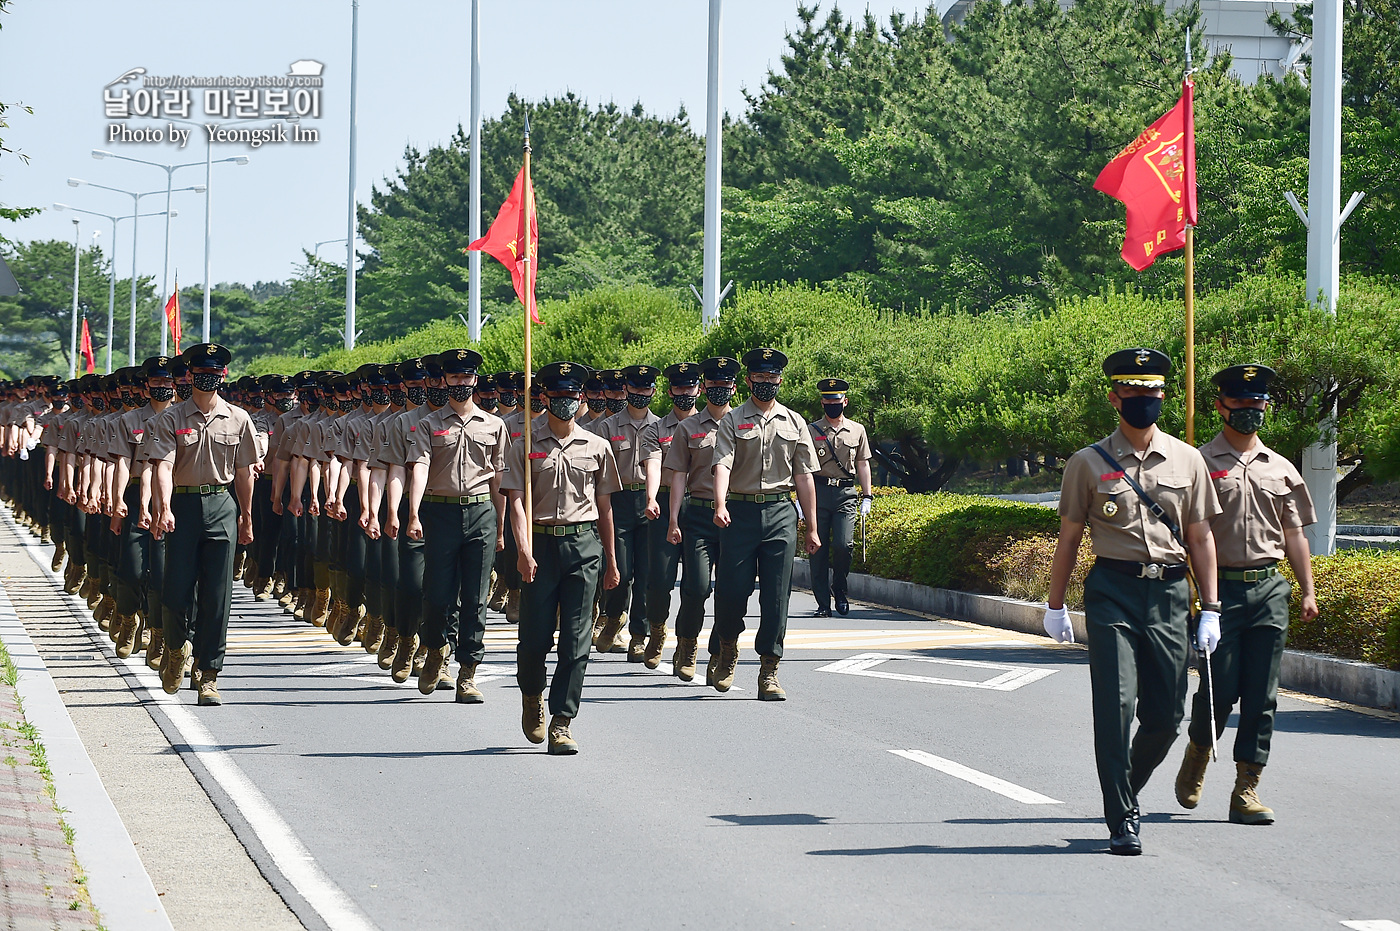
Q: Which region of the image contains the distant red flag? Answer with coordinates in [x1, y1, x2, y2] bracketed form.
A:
[1094, 79, 1197, 271]
[79, 317, 96, 374]
[466, 166, 540, 324]
[164, 285, 182, 355]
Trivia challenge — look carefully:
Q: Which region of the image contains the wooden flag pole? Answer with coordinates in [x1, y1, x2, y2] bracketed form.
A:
[522, 116, 534, 531]
[1185, 225, 1195, 446]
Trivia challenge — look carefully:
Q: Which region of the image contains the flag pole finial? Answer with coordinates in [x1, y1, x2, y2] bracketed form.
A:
[1185, 25, 1193, 73]
[523, 111, 531, 147]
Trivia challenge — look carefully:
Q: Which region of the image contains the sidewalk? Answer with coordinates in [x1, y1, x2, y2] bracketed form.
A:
[0, 635, 98, 931]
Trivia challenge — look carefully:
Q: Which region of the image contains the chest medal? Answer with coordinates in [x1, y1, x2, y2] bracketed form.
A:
[1102, 499, 1119, 518]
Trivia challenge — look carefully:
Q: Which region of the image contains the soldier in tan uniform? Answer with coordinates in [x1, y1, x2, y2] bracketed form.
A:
[1045, 347, 1221, 855]
[593, 364, 662, 660]
[711, 348, 821, 701]
[807, 377, 873, 617]
[146, 343, 260, 706]
[503, 361, 621, 754]
[1175, 364, 1318, 825]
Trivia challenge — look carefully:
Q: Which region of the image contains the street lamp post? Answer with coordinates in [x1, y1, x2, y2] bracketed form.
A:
[346, 0, 362, 350]
[69, 219, 80, 379]
[52, 204, 177, 373]
[67, 178, 203, 364]
[468, 0, 482, 342]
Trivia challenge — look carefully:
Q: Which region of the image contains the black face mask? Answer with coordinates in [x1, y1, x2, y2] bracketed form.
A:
[478, 396, 498, 412]
[176, 384, 193, 400]
[406, 386, 427, 406]
[823, 402, 846, 420]
[1118, 394, 1163, 429]
[273, 396, 294, 412]
[389, 389, 407, 407]
[89, 397, 105, 411]
[627, 392, 652, 410]
[605, 397, 626, 413]
[149, 386, 175, 402]
[671, 392, 698, 411]
[586, 397, 608, 413]
[340, 399, 358, 412]
[249, 396, 265, 409]
[705, 385, 734, 407]
[549, 397, 581, 421]
[750, 381, 779, 403]
[530, 397, 546, 413]
[447, 384, 473, 403]
[305, 396, 320, 410]
[1224, 406, 1265, 435]
[120, 392, 134, 407]
[192, 372, 223, 393]
[498, 391, 519, 409]
[71, 397, 84, 410]
[370, 388, 389, 405]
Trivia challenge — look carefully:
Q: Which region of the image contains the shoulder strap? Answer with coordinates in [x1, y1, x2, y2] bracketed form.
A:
[1089, 444, 1186, 550]
[811, 420, 857, 481]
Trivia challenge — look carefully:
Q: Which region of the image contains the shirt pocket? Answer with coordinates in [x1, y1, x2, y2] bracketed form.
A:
[464, 426, 501, 471]
[566, 455, 597, 504]
[1212, 474, 1242, 512]
[1094, 477, 1136, 524]
[1149, 472, 1193, 523]
[208, 426, 242, 472]
[1257, 476, 1292, 521]
[177, 427, 202, 447]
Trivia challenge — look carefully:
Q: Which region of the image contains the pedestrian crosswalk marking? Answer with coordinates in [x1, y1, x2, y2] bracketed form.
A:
[815, 652, 1057, 691]
[889, 749, 1063, 805]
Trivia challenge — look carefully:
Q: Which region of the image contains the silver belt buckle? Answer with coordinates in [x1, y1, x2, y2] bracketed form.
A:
[1140, 563, 1162, 580]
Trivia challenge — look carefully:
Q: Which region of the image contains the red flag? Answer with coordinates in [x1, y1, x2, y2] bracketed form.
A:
[79, 317, 96, 374]
[164, 286, 182, 355]
[466, 166, 540, 324]
[1094, 79, 1197, 271]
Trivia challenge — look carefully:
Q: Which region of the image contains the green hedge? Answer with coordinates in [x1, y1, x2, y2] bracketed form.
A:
[1283, 552, 1400, 670]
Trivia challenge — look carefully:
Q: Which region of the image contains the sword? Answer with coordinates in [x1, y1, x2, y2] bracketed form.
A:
[861, 509, 866, 563]
[1202, 647, 1218, 763]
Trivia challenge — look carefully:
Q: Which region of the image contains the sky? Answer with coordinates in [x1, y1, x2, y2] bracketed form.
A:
[0, 0, 932, 294]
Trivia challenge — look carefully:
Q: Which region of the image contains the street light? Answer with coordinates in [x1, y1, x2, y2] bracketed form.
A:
[69, 219, 80, 379]
[67, 178, 203, 364]
[53, 203, 177, 373]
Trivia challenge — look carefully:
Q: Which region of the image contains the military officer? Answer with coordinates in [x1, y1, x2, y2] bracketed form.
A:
[1044, 347, 1221, 855]
[1174, 364, 1317, 825]
[640, 362, 700, 668]
[405, 349, 509, 701]
[503, 361, 621, 754]
[807, 378, 874, 617]
[711, 348, 822, 700]
[664, 355, 738, 681]
[146, 343, 260, 705]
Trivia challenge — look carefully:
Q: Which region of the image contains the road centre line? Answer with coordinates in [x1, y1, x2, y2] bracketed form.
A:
[1341, 921, 1400, 930]
[816, 653, 1057, 691]
[11, 527, 380, 931]
[889, 749, 1063, 805]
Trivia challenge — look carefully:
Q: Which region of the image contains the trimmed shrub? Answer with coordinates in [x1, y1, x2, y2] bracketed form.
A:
[1283, 551, 1400, 670]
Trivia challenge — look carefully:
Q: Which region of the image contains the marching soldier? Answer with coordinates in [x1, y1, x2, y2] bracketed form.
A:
[146, 343, 260, 705]
[1044, 347, 1221, 855]
[641, 362, 700, 668]
[710, 348, 822, 700]
[593, 364, 661, 660]
[503, 361, 621, 754]
[582, 372, 609, 425]
[252, 374, 295, 598]
[663, 355, 737, 681]
[807, 378, 873, 617]
[405, 349, 508, 701]
[1175, 364, 1318, 825]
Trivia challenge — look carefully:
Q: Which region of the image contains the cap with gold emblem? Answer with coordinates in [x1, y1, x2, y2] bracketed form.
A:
[142, 356, 175, 379]
[259, 374, 293, 392]
[817, 377, 849, 398]
[1102, 347, 1170, 387]
[663, 362, 701, 387]
[397, 358, 428, 382]
[436, 348, 483, 375]
[700, 356, 739, 382]
[537, 361, 587, 392]
[494, 371, 524, 392]
[1211, 363, 1275, 400]
[600, 369, 626, 391]
[356, 362, 386, 385]
[181, 342, 232, 369]
[742, 347, 789, 374]
[623, 364, 660, 388]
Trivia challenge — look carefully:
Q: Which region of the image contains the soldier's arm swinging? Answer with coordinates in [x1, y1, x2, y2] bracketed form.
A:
[1185, 519, 1219, 607]
[712, 463, 732, 528]
[270, 457, 289, 514]
[794, 471, 821, 554]
[365, 465, 386, 536]
[508, 489, 535, 583]
[1282, 526, 1319, 621]
[643, 457, 661, 520]
[235, 464, 255, 546]
[490, 473, 505, 552]
[384, 464, 405, 539]
[597, 493, 620, 591]
[1047, 517, 1086, 611]
[153, 459, 175, 539]
[667, 469, 688, 545]
[288, 456, 308, 517]
[405, 461, 427, 541]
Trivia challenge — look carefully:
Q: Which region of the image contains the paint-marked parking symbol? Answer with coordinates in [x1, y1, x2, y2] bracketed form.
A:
[815, 652, 1057, 691]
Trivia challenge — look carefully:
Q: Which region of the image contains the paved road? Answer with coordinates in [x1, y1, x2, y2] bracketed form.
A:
[9, 524, 1400, 931]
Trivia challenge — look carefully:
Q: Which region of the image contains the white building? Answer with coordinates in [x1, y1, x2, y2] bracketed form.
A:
[935, 0, 1308, 83]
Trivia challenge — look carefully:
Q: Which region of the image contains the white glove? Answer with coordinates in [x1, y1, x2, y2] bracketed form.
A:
[860, 497, 872, 517]
[795, 502, 804, 522]
[1042, 605, 1074, 643]
[1196, 610, 1221, 654]
[18, 447, 28, 461]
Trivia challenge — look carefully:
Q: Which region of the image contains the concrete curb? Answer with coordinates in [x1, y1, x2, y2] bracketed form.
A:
[792, 560, 1400, 711]
[0, 578, 176, 931]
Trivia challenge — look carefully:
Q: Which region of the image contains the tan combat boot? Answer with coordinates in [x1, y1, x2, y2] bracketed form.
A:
[627, 634, 646, 664]
[161, 640, 191, 695]
[377, 627, 399, 670]
[332, 602, 357, 645]
[547, 714, 578, 755]
[672, 637, 698, 682]
[487, 574, 507, 613]
[390, 634, 419, 683]
[50, 543, 65, 573]
[412, 643, 428, 675]
[254, 576, 274, 600]
[713, 639, 739, 693]
[591, 616, 606, 648]
[62, 561, 85, 595]
[113, 613, 139, 659]
[455, 663, 484, 704]
[1175, 740, 1211, 809]
[310, 588, 332, 627]
[758, 655, 786, 701]
[190, 665, 203, 693]
[504, 589, 521, 624]
[643, 623, 667, 669]
[78, 574, 96, 602]
[198, 670, 222, 706]
[705, 652, 719, 687]
[233, 550, 246, 581]
[362, 615, 384, 654]
[292, 587, 311, 619]
[1230, 762, 1275, 825]
[272, 572, 288, 599]
[145, 628, 165, 671]
[521, 693, 547, 744]
[418, 644, 450, 695]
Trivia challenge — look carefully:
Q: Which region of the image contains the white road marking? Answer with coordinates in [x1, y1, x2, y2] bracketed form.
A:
[889, 749, 1063, 805]
[11, 528, 380, 931]
[816, 652, 1057, 691]
[1341, 921, 1400, 930]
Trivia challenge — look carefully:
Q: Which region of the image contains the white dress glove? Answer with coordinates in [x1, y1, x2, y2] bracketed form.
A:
[1196, 610, 1221, 654]
[794, 502, 804, 522]
[860, 497, 872, 517]
[1042, 605, 1074, 643]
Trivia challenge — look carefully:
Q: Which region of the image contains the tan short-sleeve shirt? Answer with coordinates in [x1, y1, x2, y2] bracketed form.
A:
[1199, 432, 1315, 567]
[275, 409, 306, 462]
[663, 406, 724, 500]
[809, 417, 872, 481]
[1060, 427, 1221, 564]
[644, 409, 693, 491]
[596, 409, 660, 486]
[407, 406, 509, 497]
[144, 397, 260, 486]
[109, 407, 150, 464]
[500, 417, 621, 524]
[713, 399, 820, 496]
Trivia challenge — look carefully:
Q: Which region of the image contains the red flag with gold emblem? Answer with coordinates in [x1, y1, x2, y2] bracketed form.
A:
[164, 283, 183, 355]
[79, 317, 96, 374]
[1094, 79, 1197, 271]
[466, 166, 540, 324]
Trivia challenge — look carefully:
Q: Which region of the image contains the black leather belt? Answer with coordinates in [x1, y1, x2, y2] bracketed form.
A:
[821, 477, 854, 487]
[1096, 557, 1188, 581]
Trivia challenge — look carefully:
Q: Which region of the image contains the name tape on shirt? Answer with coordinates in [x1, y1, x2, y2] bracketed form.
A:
[432, 430, 450, 436]
[1099, 470, 1124, 481]
[814, 435, 828, 442]
[1209, 469, 1229, 479]
[175, 428, 194, 435]
[610, 435, 626, 442]
[528, 452, 548, 460]
[737, 423, 755, 430]
[660, 435, 672, 443]
[689, 432, 707, 439]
